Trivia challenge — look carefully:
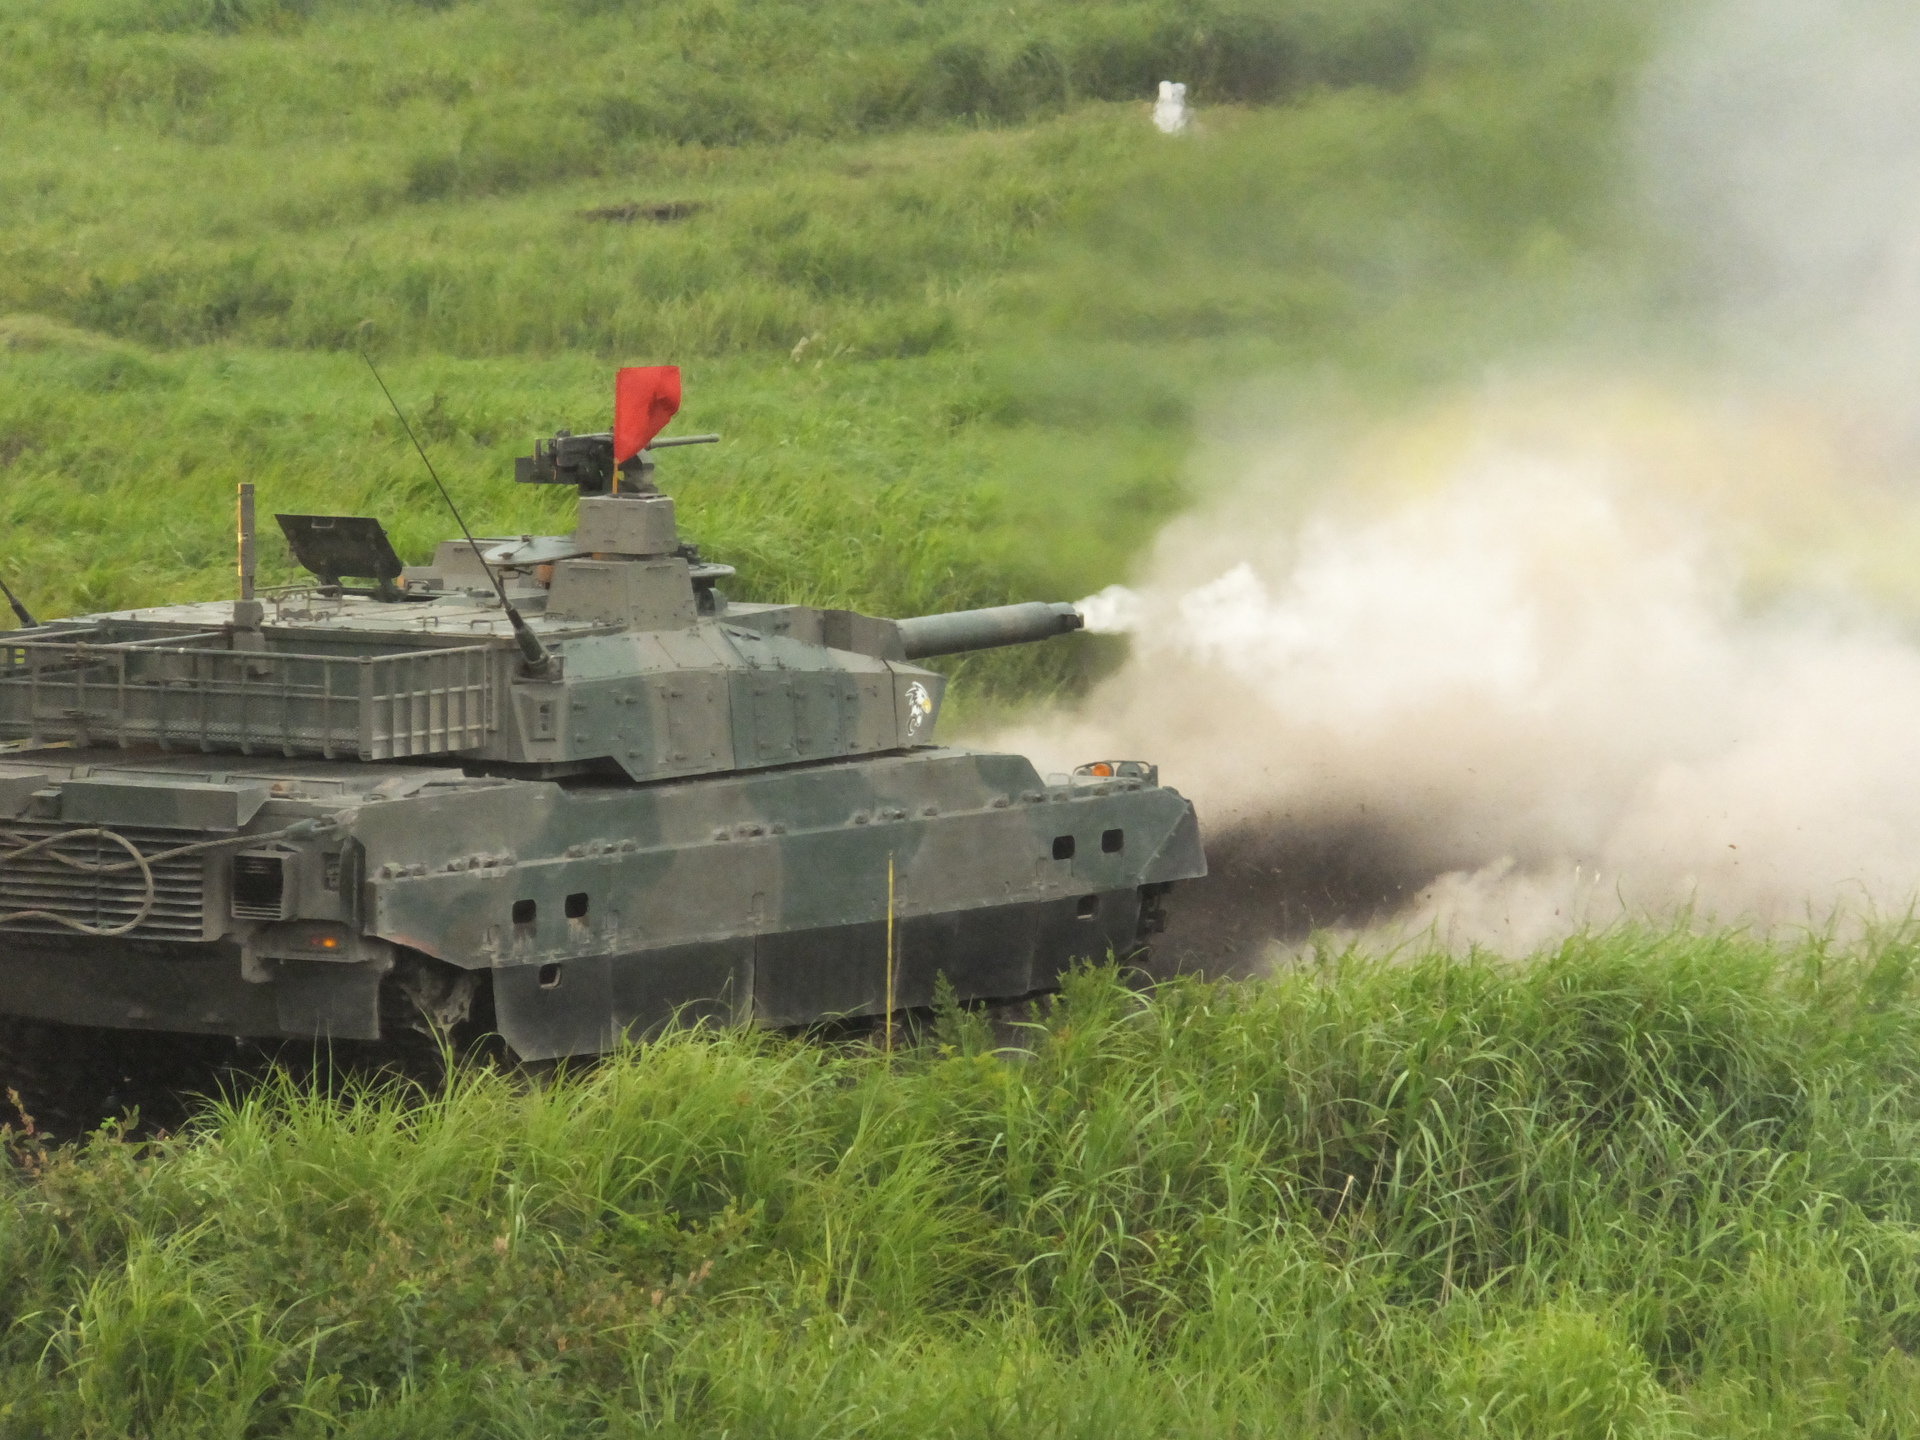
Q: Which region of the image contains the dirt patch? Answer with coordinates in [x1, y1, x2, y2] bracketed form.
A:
[577, 200, 705, 224]
[1150, 814, 1435, 977]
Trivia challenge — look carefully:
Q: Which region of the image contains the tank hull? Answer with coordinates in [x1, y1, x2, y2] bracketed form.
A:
[0, 747, 1204, 1058]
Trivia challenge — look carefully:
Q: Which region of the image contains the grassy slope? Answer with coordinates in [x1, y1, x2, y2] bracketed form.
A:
[0, 0, 1636, 700]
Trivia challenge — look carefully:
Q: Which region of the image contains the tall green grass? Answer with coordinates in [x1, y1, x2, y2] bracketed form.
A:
[8, 930, 1920, 1436]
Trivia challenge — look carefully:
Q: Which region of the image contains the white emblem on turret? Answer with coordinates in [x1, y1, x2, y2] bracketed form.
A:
[905, 681, 934, 737]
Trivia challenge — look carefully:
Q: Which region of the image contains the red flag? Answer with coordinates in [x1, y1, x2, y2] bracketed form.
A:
[613, 366, 681, 463]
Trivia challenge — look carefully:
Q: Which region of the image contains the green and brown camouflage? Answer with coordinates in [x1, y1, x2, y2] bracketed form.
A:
[0, 393, 1205, 1059]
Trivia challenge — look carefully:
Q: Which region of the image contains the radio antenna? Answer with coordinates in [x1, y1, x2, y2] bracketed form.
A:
[0, 570, 36, 630]
[358, 348, 554, 676]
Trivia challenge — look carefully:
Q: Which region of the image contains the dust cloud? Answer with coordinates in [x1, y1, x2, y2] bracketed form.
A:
[995, 0, 1920, 967]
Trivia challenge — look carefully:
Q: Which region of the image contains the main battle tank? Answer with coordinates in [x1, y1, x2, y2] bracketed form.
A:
[0, 370, 1205, 1060]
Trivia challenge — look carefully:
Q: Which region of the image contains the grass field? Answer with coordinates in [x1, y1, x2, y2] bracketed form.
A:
[11, 933, 1920, 1437]
[13, 0, 1891, 1435]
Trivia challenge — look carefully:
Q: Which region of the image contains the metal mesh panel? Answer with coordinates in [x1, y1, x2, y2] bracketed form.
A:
[0, 633, 500, 759]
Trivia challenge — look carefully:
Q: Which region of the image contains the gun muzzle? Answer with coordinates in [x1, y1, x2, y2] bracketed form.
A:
[895, 601, 1083, 660]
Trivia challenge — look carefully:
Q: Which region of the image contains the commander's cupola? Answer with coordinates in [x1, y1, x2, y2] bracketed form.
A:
[500, 366, 728, 628]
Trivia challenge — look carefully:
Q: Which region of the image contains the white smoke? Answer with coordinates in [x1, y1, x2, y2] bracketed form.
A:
[1075, 583, 1145, 635]
[1641, 0, 1920, 425]
[1031, 419, 1920, 958]
[1009, 0, 1920, 962]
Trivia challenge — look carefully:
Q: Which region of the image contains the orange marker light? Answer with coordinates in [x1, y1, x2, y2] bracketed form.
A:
[1090, 763, 1114, 777]
[313, 935, 340, 949]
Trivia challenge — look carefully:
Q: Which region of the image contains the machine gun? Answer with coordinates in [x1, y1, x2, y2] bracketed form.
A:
[515, 431, 719, 495]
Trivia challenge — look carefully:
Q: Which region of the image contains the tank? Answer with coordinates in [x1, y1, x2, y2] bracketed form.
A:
[0, 370, 1205, 1060]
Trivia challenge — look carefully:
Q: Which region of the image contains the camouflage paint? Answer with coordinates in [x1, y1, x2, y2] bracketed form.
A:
[0, 421, 1205, 1057]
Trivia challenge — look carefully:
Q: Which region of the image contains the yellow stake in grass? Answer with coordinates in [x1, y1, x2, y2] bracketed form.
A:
[885, 852, 896, 1053]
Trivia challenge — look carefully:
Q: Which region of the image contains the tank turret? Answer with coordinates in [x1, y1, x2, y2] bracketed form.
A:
[0, 412, 1083, 777]
[0, 369, 1205, 1066]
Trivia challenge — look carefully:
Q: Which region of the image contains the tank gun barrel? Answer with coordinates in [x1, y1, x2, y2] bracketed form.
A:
[895, 601, 1083, 659]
